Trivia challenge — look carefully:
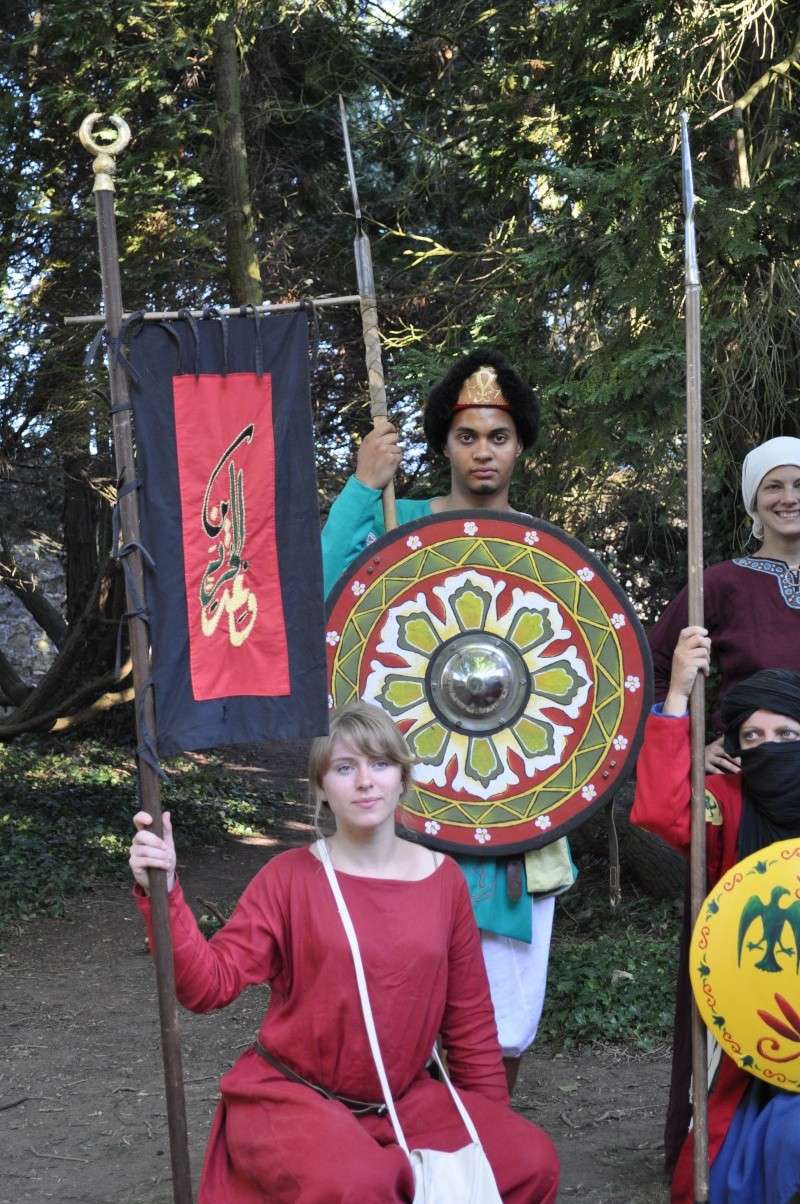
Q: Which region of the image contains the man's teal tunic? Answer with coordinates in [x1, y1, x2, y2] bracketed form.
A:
[322, 474, 576, 942]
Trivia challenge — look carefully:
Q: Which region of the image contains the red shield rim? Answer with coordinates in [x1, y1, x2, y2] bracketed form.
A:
[326, 511, 652, 854]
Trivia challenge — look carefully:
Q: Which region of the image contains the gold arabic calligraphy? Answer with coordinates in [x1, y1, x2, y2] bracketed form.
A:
[199, 425, 257, 647]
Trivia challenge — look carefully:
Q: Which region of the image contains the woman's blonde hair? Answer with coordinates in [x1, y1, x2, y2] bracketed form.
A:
[308, 701, 417, 832]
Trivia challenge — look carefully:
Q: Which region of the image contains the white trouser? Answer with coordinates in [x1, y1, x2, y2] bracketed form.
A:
[480, 895, 555, 1058]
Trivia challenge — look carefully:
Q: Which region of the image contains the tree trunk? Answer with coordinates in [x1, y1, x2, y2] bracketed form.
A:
[5, 557, 119, 727]
[213, 14, 263, 306]
[0, 646, 32, 706]
[0, 525, 68, 648]
[62, 452, 100, 626]
[570, 782, 687, 901]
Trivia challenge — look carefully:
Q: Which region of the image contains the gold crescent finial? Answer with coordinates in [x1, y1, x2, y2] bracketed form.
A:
[78, 113, 131, 193]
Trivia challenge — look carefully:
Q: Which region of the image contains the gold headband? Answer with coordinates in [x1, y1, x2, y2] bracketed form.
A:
[452, 366, 510, 412]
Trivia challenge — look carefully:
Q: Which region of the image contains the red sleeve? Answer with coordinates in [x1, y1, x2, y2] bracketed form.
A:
[134, 864, 285, 1013]
[439, 863, 509, 1105]
[630, 712, 693, 853]
[630, 713, 729, 882]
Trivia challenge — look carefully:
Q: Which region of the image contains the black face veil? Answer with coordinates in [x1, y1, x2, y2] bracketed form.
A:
[719, 669, 800, 858]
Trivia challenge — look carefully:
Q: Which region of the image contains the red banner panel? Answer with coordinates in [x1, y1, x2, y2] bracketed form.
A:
[173, 372, 289, 700]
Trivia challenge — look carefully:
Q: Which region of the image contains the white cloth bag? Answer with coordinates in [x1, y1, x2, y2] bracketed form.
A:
[315, 839, 503, 1204]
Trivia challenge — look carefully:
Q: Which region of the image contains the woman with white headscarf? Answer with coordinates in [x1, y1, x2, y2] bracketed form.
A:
[649, 435, 800, 774]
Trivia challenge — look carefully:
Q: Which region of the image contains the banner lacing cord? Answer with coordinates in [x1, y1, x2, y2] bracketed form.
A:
[299, 297, 320, 378]
[147, 321, 185, 373]
[111, 478, 152, 668]
[176, 307, 201, 376]
[239, 304, 263, 377]
[110, 479, 166, 781]
[84, 310, 146, 392]
[201, 304, 229, 375]
[135, 677, 167, 781]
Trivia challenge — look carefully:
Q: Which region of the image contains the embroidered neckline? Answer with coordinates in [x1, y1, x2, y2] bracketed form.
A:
[733, 557, 800, 610]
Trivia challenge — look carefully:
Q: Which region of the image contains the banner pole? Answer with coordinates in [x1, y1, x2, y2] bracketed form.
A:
[78, 113, 194, 1204]
[680, 110, 709, 1204]
[338, 95, 397, 532]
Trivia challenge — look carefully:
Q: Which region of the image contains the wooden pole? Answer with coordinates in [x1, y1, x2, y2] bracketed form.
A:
[78, 112, 194, 1204]
[63, 294, 360, 326]
[339, 96, 397, 532]
[680, 110, 709, 1204]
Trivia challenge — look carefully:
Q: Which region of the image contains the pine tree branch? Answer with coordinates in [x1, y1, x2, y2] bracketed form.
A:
[732, 23, 800, 188]
[734, 25, 800, 114]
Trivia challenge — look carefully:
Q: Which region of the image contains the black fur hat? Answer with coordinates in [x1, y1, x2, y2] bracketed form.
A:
[423, 348, 539, 455]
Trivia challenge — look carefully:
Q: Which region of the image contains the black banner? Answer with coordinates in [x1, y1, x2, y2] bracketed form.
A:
[126, 310, 328, 755]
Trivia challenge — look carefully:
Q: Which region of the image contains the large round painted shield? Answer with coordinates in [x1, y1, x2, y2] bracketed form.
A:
[326, 511, 652, 855]
[690, 839, 800, 1092]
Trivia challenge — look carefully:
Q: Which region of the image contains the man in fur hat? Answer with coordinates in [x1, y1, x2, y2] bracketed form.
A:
[322, 348, 576, 1092]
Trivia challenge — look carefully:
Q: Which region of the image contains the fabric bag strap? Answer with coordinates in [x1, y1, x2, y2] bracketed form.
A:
[314, 839, 482, 1150]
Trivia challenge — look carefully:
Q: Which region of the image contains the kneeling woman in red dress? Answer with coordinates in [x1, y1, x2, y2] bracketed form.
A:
[129, 701, 560, 1203]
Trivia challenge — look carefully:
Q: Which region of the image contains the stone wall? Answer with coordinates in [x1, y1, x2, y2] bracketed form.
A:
[0, 539, 65, 691]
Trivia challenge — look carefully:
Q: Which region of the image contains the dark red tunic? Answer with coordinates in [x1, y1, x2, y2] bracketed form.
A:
[631, 712, 752, 1204]
[136, 847, 559, 1203]
[648, 557, 800, 712]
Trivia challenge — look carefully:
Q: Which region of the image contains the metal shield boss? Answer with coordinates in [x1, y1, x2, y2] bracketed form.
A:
[326, 512, 652, 854]
[690, 838, 800, 1092]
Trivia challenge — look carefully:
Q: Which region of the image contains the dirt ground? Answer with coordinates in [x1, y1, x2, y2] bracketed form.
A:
[0, 745, 671, 1204]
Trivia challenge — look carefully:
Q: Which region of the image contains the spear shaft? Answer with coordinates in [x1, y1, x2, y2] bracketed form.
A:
[78, 113, 193, 1204]
[680, 109, 709, 1204]
[339, 96, 397, 531]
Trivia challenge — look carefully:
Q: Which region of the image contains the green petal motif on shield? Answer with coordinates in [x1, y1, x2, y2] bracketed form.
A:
[362, 569, 594, 801]
[506, 607, 554, 654]
[408, 720, 449, 765]
[397, 612, 440, 657]
[451, 582, 492, 632]
[377, 674, 427, 716]
[512, 716, 554, 758]
[467, 737, 503, 789]
[532, 659, 585, 705]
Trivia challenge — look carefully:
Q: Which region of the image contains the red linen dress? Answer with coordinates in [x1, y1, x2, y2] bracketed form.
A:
[631, 713, 752, 1204]
[136, 847, 559, 1203]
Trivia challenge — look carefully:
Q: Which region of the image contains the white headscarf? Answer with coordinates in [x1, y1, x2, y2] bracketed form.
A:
[742, 436, 800, 540]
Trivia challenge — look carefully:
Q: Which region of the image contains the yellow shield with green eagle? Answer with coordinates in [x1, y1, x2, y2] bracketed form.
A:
[690, 838, 800, 1091]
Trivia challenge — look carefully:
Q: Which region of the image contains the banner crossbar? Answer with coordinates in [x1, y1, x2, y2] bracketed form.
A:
[64, 294, 360, 326]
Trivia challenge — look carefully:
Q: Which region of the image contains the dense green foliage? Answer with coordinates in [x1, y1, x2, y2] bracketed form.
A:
[0, 735, 280, 927]
[539, 864, 678, 1049]
[1, 2, 798, 725]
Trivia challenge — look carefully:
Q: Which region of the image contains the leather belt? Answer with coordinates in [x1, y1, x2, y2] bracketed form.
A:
[253, 1040, 387, 1117]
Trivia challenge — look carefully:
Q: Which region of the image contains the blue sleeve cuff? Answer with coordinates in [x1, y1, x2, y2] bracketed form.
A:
[346, 474, 382, 500]
[651, 702, 688, 718]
